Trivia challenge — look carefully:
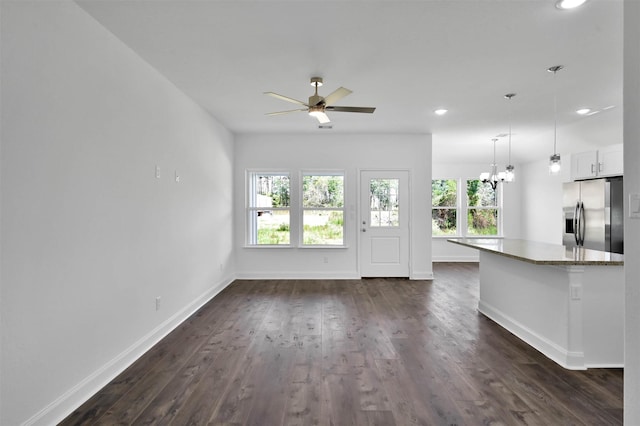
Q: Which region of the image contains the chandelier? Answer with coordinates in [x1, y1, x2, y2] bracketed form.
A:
[479, 138, 504, 190]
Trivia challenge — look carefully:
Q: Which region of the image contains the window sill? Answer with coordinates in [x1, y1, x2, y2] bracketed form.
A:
[243, 245, 294, 249]
[299, 245, 348, 249]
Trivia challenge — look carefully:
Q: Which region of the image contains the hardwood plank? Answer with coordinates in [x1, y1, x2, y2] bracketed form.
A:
[60, 263, 623, 426]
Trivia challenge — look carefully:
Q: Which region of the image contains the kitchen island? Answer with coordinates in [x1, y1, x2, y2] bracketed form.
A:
[448, 238, 624, 370]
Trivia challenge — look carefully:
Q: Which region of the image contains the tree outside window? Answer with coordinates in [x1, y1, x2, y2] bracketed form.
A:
[302, 174, 344, 245]
[466, 179, 498, 235]
[432, 179, 457, 235]
[247, 173, 290, 245]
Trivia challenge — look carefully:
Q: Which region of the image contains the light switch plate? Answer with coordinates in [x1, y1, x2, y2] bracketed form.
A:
[630, 193, 640, 219]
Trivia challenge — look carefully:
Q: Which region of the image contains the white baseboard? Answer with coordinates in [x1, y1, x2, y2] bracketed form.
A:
[235, 270, 361, 280]
[27, 276, 235, 426]
[410, 271, 434, 280]
[432, 256, 479, 262]
[478, 300, 587, 370]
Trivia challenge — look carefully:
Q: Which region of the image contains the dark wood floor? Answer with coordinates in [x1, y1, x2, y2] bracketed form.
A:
[61, 263, 623, 425]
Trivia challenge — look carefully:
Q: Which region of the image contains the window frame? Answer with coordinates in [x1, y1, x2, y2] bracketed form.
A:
[431, 177, 503, 238]
[299, 170, 346, 247]
[246, 170, 293, 247]
[431, 178, 459, 237]
[465, 178, 502, 237]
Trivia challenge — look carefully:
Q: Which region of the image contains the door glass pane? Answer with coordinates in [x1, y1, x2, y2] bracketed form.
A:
[369, 178, 399, 227]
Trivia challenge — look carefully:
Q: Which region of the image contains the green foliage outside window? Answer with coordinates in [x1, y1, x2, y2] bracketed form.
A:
[303, 175, 344, 245]
[432, 179, 457, 235]
[467, 179, 497, 235]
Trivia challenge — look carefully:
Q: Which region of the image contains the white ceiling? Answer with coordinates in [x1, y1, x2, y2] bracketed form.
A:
[75, 0, 623, 164]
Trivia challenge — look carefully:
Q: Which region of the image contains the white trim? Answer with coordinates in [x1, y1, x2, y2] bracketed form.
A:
[26, 276, 235, 426]
[432, 255, 479, 262]
[478, 299, 587, 370]
[410, 271, 434, 280]
[235, 271, 360, 280]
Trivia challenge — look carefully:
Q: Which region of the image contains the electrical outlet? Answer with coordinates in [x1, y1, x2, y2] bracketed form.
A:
[323, 256, 329, 264]
[155, 165, 161, 179]
[156, 296, 161, 311]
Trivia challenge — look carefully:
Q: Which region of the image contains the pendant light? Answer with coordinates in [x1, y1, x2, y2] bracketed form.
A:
[480, 138, 504, 190]
[548, 65, 564, 175]
[504, 93, 516, 182]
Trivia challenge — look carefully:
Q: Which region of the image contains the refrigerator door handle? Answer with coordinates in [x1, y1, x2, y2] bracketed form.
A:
[574, 202, 580, 245]
[579, 202, 586, 246]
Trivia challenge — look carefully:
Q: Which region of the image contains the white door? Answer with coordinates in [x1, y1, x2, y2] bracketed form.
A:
[359, 170, 410, 277]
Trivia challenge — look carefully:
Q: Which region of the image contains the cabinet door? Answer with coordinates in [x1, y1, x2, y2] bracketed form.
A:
[598, 144, 624, 177]
[571, 151, 598, 180]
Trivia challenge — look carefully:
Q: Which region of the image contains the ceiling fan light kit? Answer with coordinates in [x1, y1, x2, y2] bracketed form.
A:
[556, 0, 588, 10]
[265, 77, 376, 124]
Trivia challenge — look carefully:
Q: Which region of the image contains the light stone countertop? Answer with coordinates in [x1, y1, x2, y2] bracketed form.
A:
[447, 238, 624, 266]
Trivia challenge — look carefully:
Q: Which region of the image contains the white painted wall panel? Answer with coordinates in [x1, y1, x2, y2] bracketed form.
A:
[624, 0, 640, 421]
[234, 133, 432, 279]
[0, 2, 234, 424]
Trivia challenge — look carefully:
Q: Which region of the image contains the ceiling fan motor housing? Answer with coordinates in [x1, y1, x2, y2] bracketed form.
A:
[309, 94, 325, 107]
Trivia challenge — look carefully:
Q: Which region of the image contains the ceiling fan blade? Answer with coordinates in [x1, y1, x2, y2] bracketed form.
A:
[264, 92, 308, 106]
[326, 106, 376, 114]
[323, 87, 352, 106]
[265, 108, 307, 116]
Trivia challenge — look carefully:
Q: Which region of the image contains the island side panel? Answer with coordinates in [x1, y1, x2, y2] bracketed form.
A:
[477, 251, 576, 368]
[582, 266, 624, 367]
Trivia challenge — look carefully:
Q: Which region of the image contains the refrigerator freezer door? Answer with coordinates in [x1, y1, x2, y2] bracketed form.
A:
[580, 179, 606, 251]
[562, 182, 581, 248]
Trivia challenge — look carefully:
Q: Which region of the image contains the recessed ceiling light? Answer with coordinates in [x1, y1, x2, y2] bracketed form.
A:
[434, 109, 448, 116]
[576, 108, 591, 115]
[556, 0, 587, 10]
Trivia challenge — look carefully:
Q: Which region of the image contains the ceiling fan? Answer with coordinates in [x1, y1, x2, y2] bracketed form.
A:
[264, 77, 376, 124]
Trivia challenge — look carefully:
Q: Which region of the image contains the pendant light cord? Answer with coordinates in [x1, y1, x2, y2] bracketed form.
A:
[553, 70, 558, 156]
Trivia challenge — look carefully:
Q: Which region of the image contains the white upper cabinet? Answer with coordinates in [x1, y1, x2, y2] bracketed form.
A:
[598, 144, 624, 177]
[571, 144, 623, 180]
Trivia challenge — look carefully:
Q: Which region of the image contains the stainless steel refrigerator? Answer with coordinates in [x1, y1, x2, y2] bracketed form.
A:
[562, 177, 624, 254]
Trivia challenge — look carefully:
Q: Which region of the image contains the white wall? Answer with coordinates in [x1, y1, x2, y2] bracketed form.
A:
[0, 2, 234, 425]
[431, 162, 522, 262]
[624, 0, 640, 422]
[519, 158, 571, 244]
[234, 133, 433, 279]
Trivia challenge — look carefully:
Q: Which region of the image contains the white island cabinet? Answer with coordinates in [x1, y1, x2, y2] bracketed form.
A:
[448, 238, 624, 370]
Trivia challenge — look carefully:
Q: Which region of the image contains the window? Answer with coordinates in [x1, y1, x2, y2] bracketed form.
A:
[369, 178, 399, 227]
[247, 172, 290, 245]
[302, 173, 344, 245]
[466, 179, 499, 236]
[431, 178, 501, 237]
[431, 179, 457, 235]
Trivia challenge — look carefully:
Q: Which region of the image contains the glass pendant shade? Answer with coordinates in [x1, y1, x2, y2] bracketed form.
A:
[549, 153, 561, 175]
[505, 165, 515, 182]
